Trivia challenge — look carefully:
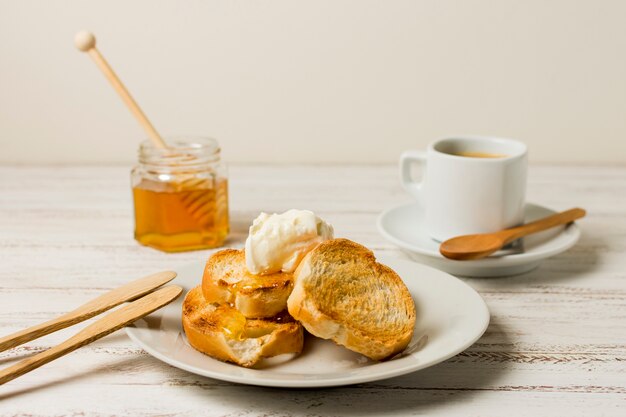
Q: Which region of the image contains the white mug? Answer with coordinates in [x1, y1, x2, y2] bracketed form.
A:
[400, 136, 528, 242]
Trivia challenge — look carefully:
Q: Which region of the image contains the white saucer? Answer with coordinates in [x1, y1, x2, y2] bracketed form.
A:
[126, 258, 489, 388]
[377, 202, 581, 277]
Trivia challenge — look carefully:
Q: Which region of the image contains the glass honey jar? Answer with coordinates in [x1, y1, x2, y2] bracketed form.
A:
[131, 137, 229, 252]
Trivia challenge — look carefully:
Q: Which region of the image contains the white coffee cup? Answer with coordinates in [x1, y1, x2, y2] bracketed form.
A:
[400, 136, 528, 242]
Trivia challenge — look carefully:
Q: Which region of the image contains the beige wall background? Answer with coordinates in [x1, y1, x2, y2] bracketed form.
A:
[1, 0, 625, 164]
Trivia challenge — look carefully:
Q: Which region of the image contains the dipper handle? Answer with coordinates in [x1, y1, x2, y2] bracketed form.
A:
[74, 31, 168, 149]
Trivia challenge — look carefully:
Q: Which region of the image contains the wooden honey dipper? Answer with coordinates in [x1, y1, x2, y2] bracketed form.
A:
[74, 31, 215, 225]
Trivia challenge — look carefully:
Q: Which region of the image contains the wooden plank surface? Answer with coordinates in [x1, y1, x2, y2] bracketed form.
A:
[0, 164, 624, 416]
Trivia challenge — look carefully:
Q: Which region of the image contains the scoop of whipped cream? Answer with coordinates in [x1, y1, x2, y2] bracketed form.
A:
[245, 209, 334, 275]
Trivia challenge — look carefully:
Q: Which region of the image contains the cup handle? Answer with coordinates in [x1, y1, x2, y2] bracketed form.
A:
[400, 150, 427, 203]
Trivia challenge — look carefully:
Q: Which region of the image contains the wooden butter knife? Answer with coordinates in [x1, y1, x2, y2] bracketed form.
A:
[0, 285, 182, 385]
[0, 271, 176, 352]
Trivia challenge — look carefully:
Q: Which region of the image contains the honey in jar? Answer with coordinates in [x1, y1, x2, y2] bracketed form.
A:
[131, 137, 229, 252]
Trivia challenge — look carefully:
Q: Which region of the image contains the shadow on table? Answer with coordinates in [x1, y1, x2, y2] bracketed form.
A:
[0, 347, 47, 366]
[0, 333, 132, 400]
[0, 324, 511, 415]
[134, 322, 510, 416]
[464, 230, 601, 287]
[246, 321, 512, 416]
[0, 332, 131, 367]
[0, 357, 138, 401]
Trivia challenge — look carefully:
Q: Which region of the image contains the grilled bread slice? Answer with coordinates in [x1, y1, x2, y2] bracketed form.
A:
[202, 249, 294, 318]
[287, 238, 416, 360]
[182, 286, 303, 367]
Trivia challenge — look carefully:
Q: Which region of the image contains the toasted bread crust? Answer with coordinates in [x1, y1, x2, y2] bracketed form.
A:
[182, 286, 303, 367]
[287, 238, 416, 360]
[202, 249, 294, 318]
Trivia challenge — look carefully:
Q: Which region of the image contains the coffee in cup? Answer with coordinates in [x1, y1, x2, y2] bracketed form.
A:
[400, 136, 527, 242]
[450, 151, 508, 158]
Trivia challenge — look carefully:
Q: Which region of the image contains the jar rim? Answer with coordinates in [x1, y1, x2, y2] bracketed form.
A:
[139, 136, 220, 154]
[138, 136, 221, 169]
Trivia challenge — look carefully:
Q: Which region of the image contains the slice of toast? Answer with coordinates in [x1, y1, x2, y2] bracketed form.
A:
[182, 286, 304, 367]
[287, 238, 416, 360]
[202, 249, 294, 318]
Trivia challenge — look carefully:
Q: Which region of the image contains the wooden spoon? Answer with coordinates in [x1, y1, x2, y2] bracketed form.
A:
[440, 208, 586, 261]
[0, 271, 176, 352]
[0, 285, 182, 385]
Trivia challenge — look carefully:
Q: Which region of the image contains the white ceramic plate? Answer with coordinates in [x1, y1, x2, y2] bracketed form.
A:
[377, 202, 581, 277]
[126, 258, 489, 388]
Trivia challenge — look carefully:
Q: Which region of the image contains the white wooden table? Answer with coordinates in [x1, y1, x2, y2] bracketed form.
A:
[0, 164, 624, 416]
